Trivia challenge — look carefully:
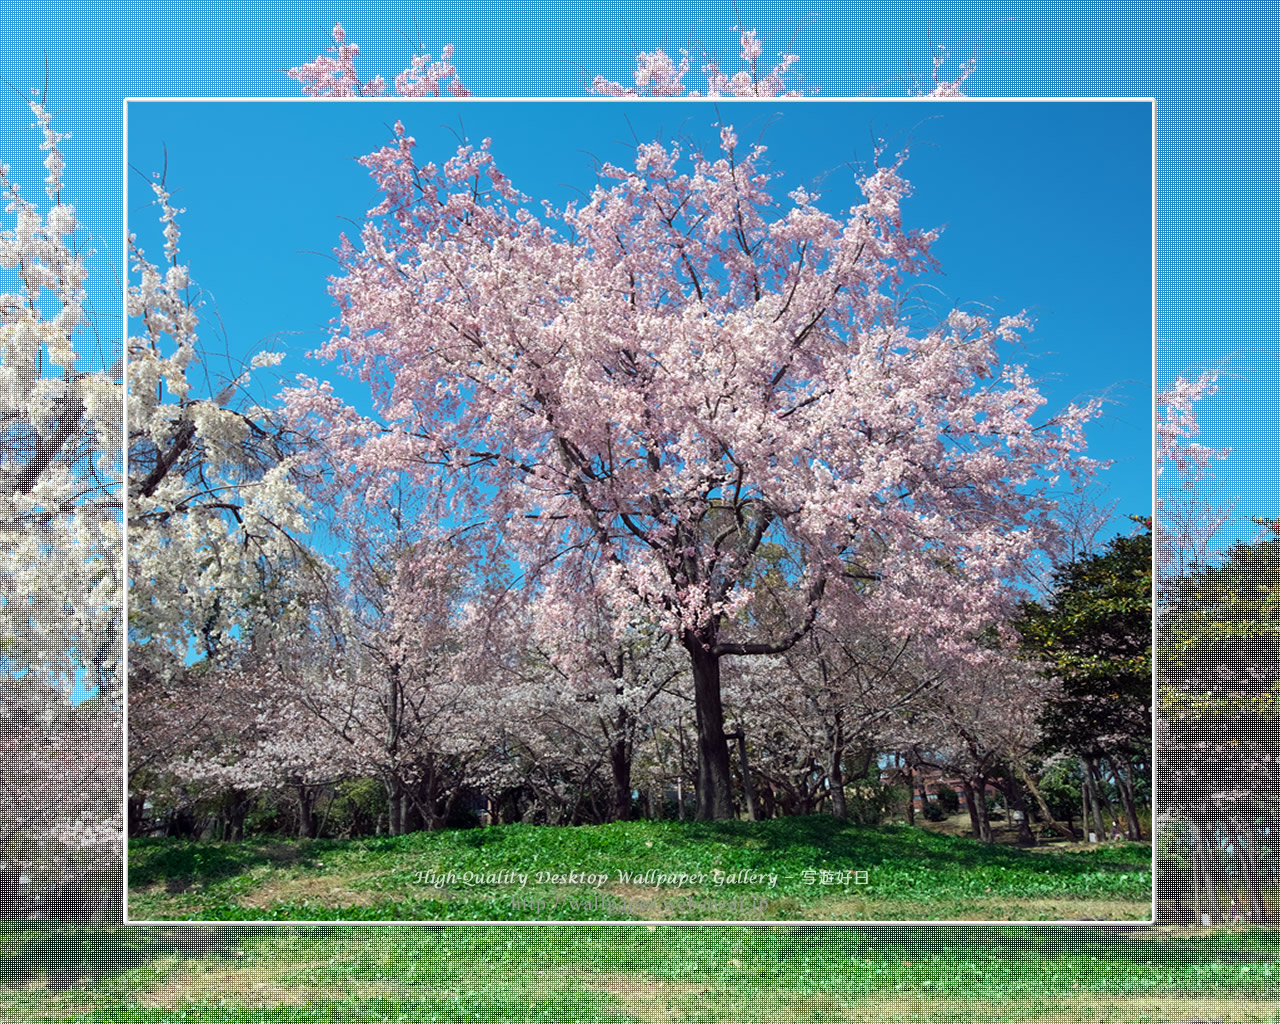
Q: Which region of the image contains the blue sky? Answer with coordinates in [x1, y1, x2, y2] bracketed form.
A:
[4, 3, 1269, 566]
[124, 99, 1153, 560]
[0, 7, 1272, 701]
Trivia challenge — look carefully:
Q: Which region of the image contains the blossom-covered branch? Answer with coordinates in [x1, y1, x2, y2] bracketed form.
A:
[286, 22, 978, 99]
[286, 22, 469, 97]
[1, 93, 122, 908]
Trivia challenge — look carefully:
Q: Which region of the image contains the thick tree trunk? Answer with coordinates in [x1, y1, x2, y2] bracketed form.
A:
[166, 806, 197, 839]
[1080, 754, 1108, 839]
[1009, 755, 1077, 841]
[900, 757, 913, 827]
[385, 778, 413, 836]
[1181, 823, 1199, 922]
[436, 780, 464, 830]
[606, 705, 635, 823]
[1192, 818, 1219, 924]
[759, 780, 778, 819]
[828, 759, 848, 820]
[609, 733, 634, 822]
[726, 730, 758, 820]
[1234, 829, 1269, 923]
[826, 718, 848, 820]
[296, 784, 317, 839]
[388, 786, 400, 835]
[1088, 755, 1119, 827]
[999, 771, 1035, 845]
[383, 658, 408, 835]
[973, 780, 993, 843]
[420, 755, 441, 830]
[1110, 753, 1143, 841]
[961, 778, 992, 842]
[220, 789, 247, 842]
[128, 795, 147, 835]
[676, 718, 687, 821]
[683, 631, 735, 820]
[961, 777, 979, 837]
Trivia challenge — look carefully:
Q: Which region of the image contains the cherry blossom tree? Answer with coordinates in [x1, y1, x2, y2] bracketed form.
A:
[127, 171, 324, 694]
[2, 95, 121, 703]
[329, 548, 498, 835]
[886, 644, 1060, 843]
[730, 610, 949, 821]
[287, 22, 469, 98]
[127, 649, 212, 835]
[516, 582, 688, 822]
[1, 688, 120, 917]
[1, 92, 122, 912]
[1157, 371, 1223, 481]
[128, 526, 351, 841]
[287, 22, 976, 100]
[1156, 371, 1229, 578]
[282, 418, 507, 833]
[587, 27, 804, 98]
[124, 149, 362, 852]
[284, 118, 1100, 820]
[166, 644, 370, 840]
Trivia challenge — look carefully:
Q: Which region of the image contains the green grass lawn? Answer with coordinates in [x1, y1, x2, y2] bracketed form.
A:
[127, 814, 1151, 922]
[2, 922, 1278, 1023]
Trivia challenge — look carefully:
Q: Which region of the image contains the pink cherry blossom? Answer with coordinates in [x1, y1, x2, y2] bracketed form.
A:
[287, 23, 468, 98]
[286, 22, 976, 100]
[285, 121, 1101, 819]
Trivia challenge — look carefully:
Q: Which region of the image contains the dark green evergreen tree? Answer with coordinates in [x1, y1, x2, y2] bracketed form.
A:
[1017, 528, 1152, 840]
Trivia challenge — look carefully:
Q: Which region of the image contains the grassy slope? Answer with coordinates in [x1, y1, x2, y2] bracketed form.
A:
[127, 814, 1151, 922]
[2, 923, 1278, 1023]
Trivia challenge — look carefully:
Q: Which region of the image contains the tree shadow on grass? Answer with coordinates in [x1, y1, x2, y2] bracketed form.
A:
[682, 814, 1148, 879]
[0, 922, 246, 992]
[126, 837, 335, 888]
[782, 920, 1280, 969]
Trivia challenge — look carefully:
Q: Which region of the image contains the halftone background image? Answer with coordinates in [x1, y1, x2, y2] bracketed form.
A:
[2, 2, 1277, 1020]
